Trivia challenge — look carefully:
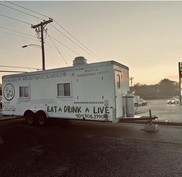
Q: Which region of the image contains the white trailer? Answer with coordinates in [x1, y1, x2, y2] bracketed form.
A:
[2, 57, 134, 125]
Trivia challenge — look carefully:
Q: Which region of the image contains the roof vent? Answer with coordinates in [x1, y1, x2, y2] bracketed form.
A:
[73, 56, 87, 66]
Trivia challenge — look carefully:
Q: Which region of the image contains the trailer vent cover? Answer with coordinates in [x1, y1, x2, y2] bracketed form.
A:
[73, 56, 87, 66]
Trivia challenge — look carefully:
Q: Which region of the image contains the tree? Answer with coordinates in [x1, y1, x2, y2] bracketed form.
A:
[131, 78, 179, 99]
[158, 79, 179, 99]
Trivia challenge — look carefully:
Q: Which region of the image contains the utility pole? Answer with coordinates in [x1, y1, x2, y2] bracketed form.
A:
[178, 62, 182, 104]
[31, 18, 53, 70]
[130, 77, 134, 87]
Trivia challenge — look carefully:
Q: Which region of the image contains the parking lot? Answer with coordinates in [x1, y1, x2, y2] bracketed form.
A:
[0, 99, 182, 176]
[0, 117, 182, 177]
[136, 99, 182, 123]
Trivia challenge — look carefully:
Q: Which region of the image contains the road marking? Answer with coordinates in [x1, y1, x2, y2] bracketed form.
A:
[0, 136, 4, 144]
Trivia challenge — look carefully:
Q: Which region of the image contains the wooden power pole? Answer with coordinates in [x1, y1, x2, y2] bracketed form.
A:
[31, 18, 53, 70]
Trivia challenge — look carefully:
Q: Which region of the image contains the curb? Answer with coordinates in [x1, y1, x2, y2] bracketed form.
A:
[120, 120, 182, 126]
[0, 116, 182, 126]
[0, 116, 22, 123]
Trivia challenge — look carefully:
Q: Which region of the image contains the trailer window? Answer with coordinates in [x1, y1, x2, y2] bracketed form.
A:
[57, 83, 71, 97]
[19, 86, 30, 98]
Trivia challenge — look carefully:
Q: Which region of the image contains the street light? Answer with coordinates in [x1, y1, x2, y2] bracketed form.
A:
[22, 44, 45, 70]
[22, 44, 40, 48]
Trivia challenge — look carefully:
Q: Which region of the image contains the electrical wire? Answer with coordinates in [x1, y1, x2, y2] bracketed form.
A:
[4, 1, 101, 61]
[5, 0, 51, 19]
[51, 24, 99, 59]
[0, 70, 27, 73]
[1, 1, 102, 66]
[54, 20, 101, 61]
[0, 13, 31, 26]
[45, 41, 73, 58]
[48, 34, 80, 56]
[0, 2, 43, 21]
[0, 65, 39, 70]
[47, 34, 68, 66]
[0, 30, 18, 36]
[0, 25, 35, 38]
[0, 29, 38, 42]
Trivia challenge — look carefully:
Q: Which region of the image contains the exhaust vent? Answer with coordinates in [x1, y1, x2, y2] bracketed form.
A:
[73, 56, 87, 66]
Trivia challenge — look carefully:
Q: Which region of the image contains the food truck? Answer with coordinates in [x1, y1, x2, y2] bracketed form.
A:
[2, 57, 135, 125]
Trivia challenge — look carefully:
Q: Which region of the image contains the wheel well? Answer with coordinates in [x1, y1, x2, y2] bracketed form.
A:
[35, 110, 47, 119]
[24, 110, 35, 118]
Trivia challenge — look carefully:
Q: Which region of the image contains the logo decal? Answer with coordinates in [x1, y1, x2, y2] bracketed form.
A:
[3, 83, 15, 101]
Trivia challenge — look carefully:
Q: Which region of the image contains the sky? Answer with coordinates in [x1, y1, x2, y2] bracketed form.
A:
[0, 1, 182, 85]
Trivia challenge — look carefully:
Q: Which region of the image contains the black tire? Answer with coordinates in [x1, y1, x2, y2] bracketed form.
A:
[24, 111, 35, 125]
[35, 111, 47, 126]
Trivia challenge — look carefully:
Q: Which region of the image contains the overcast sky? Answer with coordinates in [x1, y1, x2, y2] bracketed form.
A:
[0, 1, 182, 85]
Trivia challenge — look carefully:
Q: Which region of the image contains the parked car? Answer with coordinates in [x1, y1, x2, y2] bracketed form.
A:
[134, 96, 148, 106]
[138, 99, 148, 106]
[167, 98, 180, 104]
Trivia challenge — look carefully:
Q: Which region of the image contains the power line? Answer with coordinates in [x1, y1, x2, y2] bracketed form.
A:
[4, 1, 101, 61]
[51, 25, 88, 55]
[5, 1, 51, 19]
[54, 20, 101, 61]
[0, 70, 27, 73]
[0, 29, 38, 42]
[48, 34, 68, 66]
[0, 65, 39, 70]
[3, 1, 101, 62]
[0, 2, 43, 20]
[0, 25, 35, 38]
[0, 13, 31, 25]
[48, 34, 80, 55]
[0, 30, 20, 37]
[45, 40, 73, 58]
[51, 24, 101, 61]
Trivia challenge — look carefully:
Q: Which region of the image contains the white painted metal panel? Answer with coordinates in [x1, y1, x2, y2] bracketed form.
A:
[2, 60, 129, 122]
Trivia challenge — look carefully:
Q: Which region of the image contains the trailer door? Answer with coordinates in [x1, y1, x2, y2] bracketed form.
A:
[115, 70, 123, 118]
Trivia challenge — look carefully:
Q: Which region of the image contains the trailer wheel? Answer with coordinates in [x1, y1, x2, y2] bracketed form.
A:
[24, 110, 35, 125]
[35, 111, 47, 126]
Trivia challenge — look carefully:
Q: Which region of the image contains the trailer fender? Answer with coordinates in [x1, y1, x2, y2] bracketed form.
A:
[35, 110, 48, 126]
[24, 110, 35, 125]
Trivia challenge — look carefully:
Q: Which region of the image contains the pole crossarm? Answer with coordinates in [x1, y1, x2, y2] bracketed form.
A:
[31, 18, 53, 29]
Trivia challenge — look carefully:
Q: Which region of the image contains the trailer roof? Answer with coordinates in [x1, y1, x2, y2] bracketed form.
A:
[2, 60, 128, 80]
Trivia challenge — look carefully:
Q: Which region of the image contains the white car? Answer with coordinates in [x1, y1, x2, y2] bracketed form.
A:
[134, 98, 147, 106]
[138, 99, 147, 106]
[167, 98, 180, 104]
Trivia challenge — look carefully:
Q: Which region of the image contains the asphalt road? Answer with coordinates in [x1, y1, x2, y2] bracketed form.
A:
[0, 118, 182, 177]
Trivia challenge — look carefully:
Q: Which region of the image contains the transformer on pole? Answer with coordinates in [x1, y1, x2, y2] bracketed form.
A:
[31, 18, 53, 70]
